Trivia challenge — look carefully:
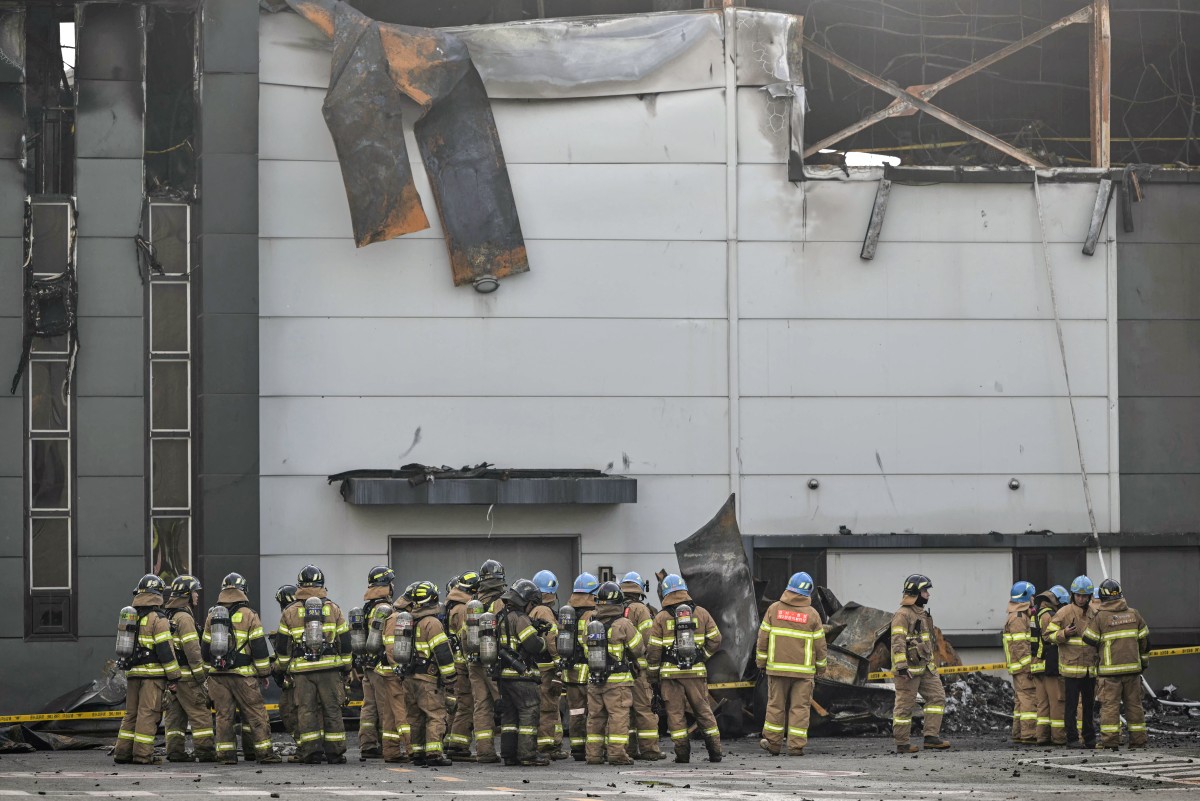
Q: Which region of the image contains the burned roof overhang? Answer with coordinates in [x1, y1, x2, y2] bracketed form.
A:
[329, 465, 637, 506]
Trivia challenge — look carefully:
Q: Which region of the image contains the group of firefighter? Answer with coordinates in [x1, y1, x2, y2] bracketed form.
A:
[111, 561, 1152, 768]
[111, 560, 725, 766]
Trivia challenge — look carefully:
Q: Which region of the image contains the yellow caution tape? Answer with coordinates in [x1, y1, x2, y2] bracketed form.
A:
[0, 699, 364, 725]
[866, 647, 1200, 682]
[709, 681, 756, 690]
[1148, 646, 1200, 658]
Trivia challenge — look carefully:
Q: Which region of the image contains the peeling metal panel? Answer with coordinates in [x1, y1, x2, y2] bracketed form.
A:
[449, 11, 725, 99]
[287, 0, 528, 286]
[675, 495, 757, 683]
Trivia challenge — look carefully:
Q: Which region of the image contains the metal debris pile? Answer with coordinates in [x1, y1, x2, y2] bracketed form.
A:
[941, 674, 1015, 735]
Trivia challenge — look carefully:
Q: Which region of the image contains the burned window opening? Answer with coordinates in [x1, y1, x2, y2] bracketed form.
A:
[24, 4, 75, 195]
[144, 4, 195, 194]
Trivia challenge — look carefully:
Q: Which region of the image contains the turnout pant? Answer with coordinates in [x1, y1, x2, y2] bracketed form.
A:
[374, 672, 412, 761]
[406, 678, 448, 757]
[279, 683, 299, 743]
[565, 684, 589, 756]
[586, 682, 633, 764]
[497, 679, 540, 762]
[538, 671, 564, 753]
[1063, 676, 1096, 744]
[208, 674, 273, 761]
[115, 677, 166, 763]
[892, 670, 946, 746]
[1034, 674, 1066, 744]
[294, 670, 348, 760]
[359, 672, 380, 753]
[661, 677, 721, 755]
[447, 663, 473, 752]
[1010, 672, 1038, 741]
[1099, 674, 1147, 748]
[163, 679, 215, 759]
[630, 672, 662, 756]
[469, 663, 501, 757]
[762, 675, 814, 752]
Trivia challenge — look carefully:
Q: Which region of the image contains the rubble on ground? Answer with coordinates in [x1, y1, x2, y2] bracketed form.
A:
[941, 673, 1015, 734]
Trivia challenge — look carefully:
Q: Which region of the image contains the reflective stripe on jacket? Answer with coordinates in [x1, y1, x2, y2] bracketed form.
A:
[164, 601, 206, 681]
[1002, 601, 1034, 675]
[1045, 602, 1098, 677]
[202, 593, 272, 677]
[276, 587, 351, 674]
[126, 593, 182, 680]
[1082, 598, 1150, 676]
[890, 596, 935, 675]
[646, 590, 722, 681]
[590, 609, 644, 684]
[756, 591, 827, 677]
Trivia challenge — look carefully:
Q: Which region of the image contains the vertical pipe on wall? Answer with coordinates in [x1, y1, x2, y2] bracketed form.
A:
[723, 6, 740, 501]
[1089, 0, 1111, 169]
[1105, 188, 1120, 538]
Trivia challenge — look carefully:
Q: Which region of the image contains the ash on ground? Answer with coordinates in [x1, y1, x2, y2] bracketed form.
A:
[941, 673, 1015, 735]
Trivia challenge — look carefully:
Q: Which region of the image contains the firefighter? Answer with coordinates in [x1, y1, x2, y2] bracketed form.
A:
[755, 572, 827, 757]
[582, 581, 644, 765]
[113, 574, 182, 765]
[647, 574, 723, 764]
[1083, 579, 1150, 750]
[161, 575, 215, 762]
[200, 573, 279, 764]
[495, 578, 550, 766]
[396, 581, 457, 766]
[376, 598, 412, 763]
[1032, 585, 1069, 745]
[463, 559, 507, 763]
[1045, 575, 1099, 748]
[271, 585, 301, 756]
[276, 564, 352, 764]
[1004, 581, 1039, 744]
[357, 565, 396, 760]
[890, 574, 951, 754]
[563, 573, 599, 760]
[530, 570, 566, 759]
[619, 571, 663, 760]
[445, 571, 480, 757]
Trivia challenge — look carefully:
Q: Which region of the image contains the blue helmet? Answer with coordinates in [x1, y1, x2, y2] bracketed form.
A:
[572, 572, 600, 594]
[661, 574, 688, 595]
[1010, 581, 1036, 603]
[1069, 575, 1094, 595]
[532, 570, 558, 595]
[620, 571, 643, 587]
[1050, 585, 1070, 605]
[787, 571, 815, 597]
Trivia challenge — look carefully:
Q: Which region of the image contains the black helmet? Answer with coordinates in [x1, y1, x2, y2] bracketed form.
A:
[275, 584, 298, 609]
[596, 581, 623, 605]
[509, 578, 539, 607]
[457, 571, 481, 593]
[1098, 578, 1122, 600]
[903, 574, 932, 596]
[368, 565, 395, 587]
[169, 574, 202, 598]
[405, 581, 439, 608]
[136, 574, 167, 595]
[480, 560, 505, 582]
[298, 564, 325, 588]
[222, 572, 248, 592]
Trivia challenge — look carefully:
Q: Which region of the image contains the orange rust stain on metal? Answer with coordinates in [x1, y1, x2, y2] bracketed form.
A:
[449, 245, 529, 286]
[290, 1, 335, 37]
[357, 184, 431, 247]
[379, 28, 446, 108]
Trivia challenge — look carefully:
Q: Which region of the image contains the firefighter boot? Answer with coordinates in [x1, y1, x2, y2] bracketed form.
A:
[759, 738, 781, 756]
[923, 736, 951, 750]
[673, 740, 690, 764]
[705, 736, 723, 763]
[896, 744, 919, 754]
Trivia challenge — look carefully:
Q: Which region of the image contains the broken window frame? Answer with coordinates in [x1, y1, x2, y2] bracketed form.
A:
[23, 197, 78, 640]
[145, 201, 194, 581]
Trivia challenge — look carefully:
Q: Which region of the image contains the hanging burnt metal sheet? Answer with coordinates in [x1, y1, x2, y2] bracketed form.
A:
[329, 465, 637, 506]
[675, 494, 758, 684]
[448, 11, 726, 99]
[286, 0, 528, 287]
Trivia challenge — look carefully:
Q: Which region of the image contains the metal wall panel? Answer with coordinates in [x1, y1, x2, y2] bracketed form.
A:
[740, 396, 1109, 475]
[738, 172, 1097, 244]
[75, 159, 144, 237]
[1119, 320, 1200, 396]
[200, 474, 261, 556]
[740, 320, 1107, 398]
[1120, 476, 1200, 533]
[1117, 243, 1200, 320]
[737, 87, 789, 165]
[0, 478, 19, 556]
[261, 84, 726, 165]
[0, 160, 23, 236]
[1117, 185, 1200, 245]
[199, 73, 258, 155]
[1119, 397, 1200, 474]
[199, 154, 258, 235]
[75, 239, 144, 317]
[0, 557, 25, 636]
[260, 238, 726, 319]
[738, 241, 1107, 321]
[200, 314, 258, 395]
[200, 235, 258, 315]
[0, 637, 113, 713]
[76, 397, 144, 477]
[260, 161, 726, 241]
[75, 80, 144, 159]
[260, 396, 730, 477]
[742, 474, 1112, 536]
[198, 394, 258, 477]
[76, 477, 144, 556]
[74, 317, 144, 397]
[200, 0, 259, 74]
[0, 237, 20, 316]
[260, 318, 727, 398]
[260, 474, 729, 556]
[826, 549, 1013, 634]
[258, 11, 333, 90]
[77, 555, 145, 636]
